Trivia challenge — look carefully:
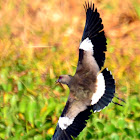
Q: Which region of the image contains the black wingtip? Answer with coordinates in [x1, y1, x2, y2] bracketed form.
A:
[82, 2, 107, 69]
[52, 106, 93, 140]
[52, 125, 72, 140]
[83, 1, 95, 11]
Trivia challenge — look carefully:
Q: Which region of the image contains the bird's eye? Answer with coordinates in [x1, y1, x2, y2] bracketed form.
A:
[59, 76, 62, 79]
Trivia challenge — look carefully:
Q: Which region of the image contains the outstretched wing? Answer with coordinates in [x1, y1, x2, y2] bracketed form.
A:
[52, 97, 93, 140]
[78, 2, 107, 70]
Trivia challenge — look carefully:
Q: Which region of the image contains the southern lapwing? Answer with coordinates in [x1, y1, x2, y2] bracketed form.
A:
[52, 2, 123, 140]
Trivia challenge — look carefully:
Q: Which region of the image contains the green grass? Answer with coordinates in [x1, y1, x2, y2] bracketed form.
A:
[0, 0, 140, 140]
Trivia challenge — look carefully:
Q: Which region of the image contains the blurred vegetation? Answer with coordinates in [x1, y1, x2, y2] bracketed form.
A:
[0, 0, 140, 140]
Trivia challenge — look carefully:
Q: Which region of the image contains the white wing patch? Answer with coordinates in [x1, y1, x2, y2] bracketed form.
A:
[58, 117, 74, 130]
[91, 73, 105, 105]
[79, 37, 94, 53]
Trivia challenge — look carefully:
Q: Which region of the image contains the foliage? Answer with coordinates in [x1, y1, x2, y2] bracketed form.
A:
[0, 0, 140, 140]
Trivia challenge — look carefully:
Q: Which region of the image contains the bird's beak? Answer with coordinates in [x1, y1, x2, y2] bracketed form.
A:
[55, 79, 64, 89]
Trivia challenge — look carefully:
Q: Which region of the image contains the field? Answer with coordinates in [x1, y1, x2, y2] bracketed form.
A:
[0, 0, 140, 140]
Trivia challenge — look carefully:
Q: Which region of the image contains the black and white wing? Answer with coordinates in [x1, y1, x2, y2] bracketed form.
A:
[52, 100, 92, 140]
[79, 2, 107, 70]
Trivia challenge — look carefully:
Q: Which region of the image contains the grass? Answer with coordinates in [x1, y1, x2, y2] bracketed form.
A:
[0, 0, 140, 139]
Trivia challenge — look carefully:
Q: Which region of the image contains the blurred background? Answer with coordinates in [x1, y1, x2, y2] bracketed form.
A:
[0, 0, 140, 139]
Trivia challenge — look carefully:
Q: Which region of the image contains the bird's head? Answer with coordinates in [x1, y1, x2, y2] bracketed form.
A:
[56, 75, 72, 85]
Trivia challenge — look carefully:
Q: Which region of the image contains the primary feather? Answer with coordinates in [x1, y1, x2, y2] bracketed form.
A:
[81, 2, 107, 69]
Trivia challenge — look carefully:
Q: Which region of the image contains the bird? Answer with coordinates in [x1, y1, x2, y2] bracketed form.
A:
[52, 2, 124, 140]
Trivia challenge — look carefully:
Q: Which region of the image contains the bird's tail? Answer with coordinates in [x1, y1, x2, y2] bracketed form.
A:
[91, 68, 125, 112]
